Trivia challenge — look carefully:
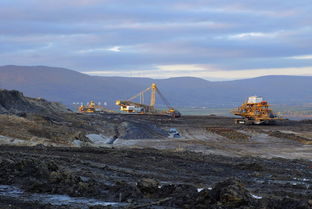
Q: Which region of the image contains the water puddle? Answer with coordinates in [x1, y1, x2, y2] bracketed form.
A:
[250, 193, 262, 199]
[0, 185, 127, 208]
[197, 187, 212, 192]
[197, 188, 204, 192]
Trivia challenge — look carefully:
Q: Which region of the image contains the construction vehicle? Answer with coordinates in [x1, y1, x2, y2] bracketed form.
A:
[79, 101, 96, 113]
[116, 83, 181, 118]
[232, 96, 281, 125]
[168, 128, 181, 138]
[78, 101, 115, 113]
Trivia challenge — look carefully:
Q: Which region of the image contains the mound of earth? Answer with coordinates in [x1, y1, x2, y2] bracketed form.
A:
[0, 89, 168, 146]
[0, 89, 69, 115]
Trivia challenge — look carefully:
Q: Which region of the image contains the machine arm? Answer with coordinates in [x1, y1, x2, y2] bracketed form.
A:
[127, 86, 151, 102]
[156, 88, 173, 109]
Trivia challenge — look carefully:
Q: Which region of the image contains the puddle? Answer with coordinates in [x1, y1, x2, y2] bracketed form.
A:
[196, 187, 212, 192]
[0, 185, 126, 208]
[0, 185, 23, 197]
[251, 193, 262, 199]
[197, 188, 204, 192]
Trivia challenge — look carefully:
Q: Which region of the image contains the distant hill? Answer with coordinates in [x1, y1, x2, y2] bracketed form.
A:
[1, 65, 312, 108]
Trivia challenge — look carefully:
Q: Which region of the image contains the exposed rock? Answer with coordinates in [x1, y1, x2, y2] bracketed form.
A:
[210, 178, 252, 207]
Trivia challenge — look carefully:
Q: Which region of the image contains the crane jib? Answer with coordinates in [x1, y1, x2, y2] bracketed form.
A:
[116, 83, 181, 118]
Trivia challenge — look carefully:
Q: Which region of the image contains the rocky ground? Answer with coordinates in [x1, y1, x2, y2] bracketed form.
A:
[1, 89, 312, 208]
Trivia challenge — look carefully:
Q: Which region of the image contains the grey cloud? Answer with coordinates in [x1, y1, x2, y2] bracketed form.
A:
[0, 0, 311, 79]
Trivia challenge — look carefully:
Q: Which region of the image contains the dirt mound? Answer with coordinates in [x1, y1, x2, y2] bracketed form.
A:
[208, 178, 253, 207]
[0, 157, 101, 198]
[206, 127, 250, 142]
[0, 89, 69, 115]
[117, 121, 168, 139]
[269, 130, 312, 144]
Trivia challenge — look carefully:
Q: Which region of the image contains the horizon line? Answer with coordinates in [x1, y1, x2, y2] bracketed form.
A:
[1, 64, 312, 82]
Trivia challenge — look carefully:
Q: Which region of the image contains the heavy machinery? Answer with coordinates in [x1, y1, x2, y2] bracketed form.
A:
[79, 101, 96, 113]
[78, 101, 114, 113]
[232, 96, 281, 125]
[116, 83, 181, 118]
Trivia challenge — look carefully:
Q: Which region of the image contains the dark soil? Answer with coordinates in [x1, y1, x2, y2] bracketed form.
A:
[206, 127, 251, 142]
[0, 146, 311, 208]
[268, 130, 312, 144]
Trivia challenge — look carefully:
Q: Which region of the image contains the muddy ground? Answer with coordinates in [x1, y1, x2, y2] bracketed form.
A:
[0, 145, 312, 209]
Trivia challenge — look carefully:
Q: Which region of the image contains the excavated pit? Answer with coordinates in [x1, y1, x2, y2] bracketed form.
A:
[1, 89, 312, 208]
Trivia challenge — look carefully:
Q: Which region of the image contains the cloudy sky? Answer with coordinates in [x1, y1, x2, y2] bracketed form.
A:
[1, 0, 312, 80]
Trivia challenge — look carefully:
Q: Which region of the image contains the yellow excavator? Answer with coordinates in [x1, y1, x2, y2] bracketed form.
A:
[116, 83, 181, 118]
[78, 101, 115, 113]
[79, 101, 96, 113]
[232, 96, 282, 125]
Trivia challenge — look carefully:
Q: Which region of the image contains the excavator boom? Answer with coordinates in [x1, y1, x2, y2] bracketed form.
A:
[116, 83, 181, 117]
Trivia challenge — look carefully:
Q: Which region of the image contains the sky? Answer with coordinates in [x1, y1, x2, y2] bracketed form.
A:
[0, 0, 312, 81]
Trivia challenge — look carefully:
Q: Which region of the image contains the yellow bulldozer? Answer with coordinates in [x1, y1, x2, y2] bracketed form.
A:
[232, 96, 282, 125]
[116, 83, 181, 118]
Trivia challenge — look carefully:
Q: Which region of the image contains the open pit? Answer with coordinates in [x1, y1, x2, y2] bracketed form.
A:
[1, 89, 312, 208]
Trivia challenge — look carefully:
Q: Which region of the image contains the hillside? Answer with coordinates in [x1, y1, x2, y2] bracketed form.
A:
[1, 65, 312, 107]
[0, 89, 69, 115]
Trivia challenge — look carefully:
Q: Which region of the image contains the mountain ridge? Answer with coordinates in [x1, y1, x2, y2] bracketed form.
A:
[1, 65, 312, 107]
